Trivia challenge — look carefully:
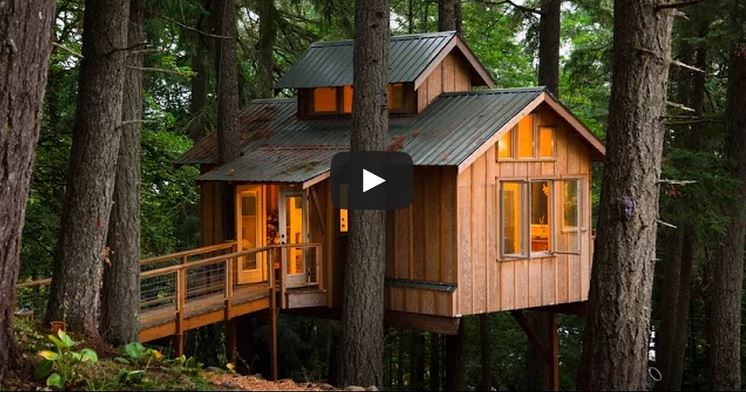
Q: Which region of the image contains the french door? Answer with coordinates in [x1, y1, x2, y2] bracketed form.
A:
[236, 185, 266, 284]
[279, 188, 308, 288]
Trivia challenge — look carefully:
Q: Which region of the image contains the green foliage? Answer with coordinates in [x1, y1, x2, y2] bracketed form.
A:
[35, 330, 98, 389]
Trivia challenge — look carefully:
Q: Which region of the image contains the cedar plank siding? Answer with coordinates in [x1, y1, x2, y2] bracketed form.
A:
[455, 104, 593, 316]
[416, 51, 472, 112]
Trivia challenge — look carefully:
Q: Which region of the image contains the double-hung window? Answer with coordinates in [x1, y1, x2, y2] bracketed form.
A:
[499, 178, 582, 259]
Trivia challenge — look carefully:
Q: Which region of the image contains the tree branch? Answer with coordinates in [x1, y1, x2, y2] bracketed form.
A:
[160, 15, 232, 39]
[656, 0, 700, 10]
[52, 41, 82, 58]
[127, 66, 194, 77]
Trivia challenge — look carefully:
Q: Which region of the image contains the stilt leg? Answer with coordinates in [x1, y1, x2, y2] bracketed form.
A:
[548, 312, 559, 391]
[270, 307, 278, 380]
[225, 319, 237, 363]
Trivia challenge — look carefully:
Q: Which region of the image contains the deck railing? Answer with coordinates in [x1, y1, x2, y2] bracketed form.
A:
[15, 242, 324, 323]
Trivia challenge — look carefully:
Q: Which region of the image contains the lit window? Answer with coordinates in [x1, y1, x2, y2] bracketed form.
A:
[556, 180, 581, 253]
[539, 127, 554, 158]
[500, 182, 526, 257]
[342, 86, 353, 114]
[516, 115, 534, 158]
[339, 209, 349, 233]
[388, 83, 404, 111]
[530, 181, 551, 253]
[497, 129, 513, 159]
[313, 87, 337, 113]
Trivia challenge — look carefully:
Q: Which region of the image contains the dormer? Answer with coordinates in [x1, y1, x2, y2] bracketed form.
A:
[274, 31, 496, 118]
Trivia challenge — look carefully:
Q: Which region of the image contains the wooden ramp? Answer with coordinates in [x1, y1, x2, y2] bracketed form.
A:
[17, 241, 327, 349]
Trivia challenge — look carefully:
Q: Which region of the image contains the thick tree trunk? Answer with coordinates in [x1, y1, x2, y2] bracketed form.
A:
[256, 0, 277, 98]
[47, 0, 130, 338]
[479, 314, 493, 391]
[338, 0, 389, 386]
[410, 332, 425, 389]
[214, 0, 241, 164]
[0, 0, 54, 378]
[445, 319, 466, 391]
[577, 1, 673, 390]
[538, 0, 560, 96]
[101, 0, 144, 346]
[437, 0, 461, 35]
[188, 0, 213, 142]
[706, 33, 746, 391]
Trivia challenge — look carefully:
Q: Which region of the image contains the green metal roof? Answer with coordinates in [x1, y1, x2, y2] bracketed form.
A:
[179, 88, 565, 183]
[274, 31, 492, 89]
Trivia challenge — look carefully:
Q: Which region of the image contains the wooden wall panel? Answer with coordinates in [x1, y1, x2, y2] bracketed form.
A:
[416, 52, 473, 112]
[385, 166, 458, 317]
[454, 104, 597, 315]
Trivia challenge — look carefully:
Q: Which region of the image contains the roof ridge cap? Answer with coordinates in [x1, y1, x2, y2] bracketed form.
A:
[440, 87, 546, 97]
[309, 31, 456, 48]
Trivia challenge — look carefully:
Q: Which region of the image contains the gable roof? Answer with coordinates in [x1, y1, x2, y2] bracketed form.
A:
[274, 31, 495, 89]
[177, 87, 605, 186]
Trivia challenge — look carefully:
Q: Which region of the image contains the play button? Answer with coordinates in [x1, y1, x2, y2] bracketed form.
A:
[362, 169, 386, 192]
[330, 151, 413, 210]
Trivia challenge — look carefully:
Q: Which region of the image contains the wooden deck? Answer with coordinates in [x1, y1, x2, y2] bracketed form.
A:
[16, 241, 327, 348]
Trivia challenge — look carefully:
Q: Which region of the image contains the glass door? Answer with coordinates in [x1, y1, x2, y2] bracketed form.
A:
[236, 185, 266, 284]
[279, 188, 307, 288]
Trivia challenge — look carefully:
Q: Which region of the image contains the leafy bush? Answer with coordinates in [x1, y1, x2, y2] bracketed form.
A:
[35, 330, 98, 388]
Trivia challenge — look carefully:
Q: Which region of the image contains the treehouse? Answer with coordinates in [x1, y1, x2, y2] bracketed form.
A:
[166, 30, 604, 382]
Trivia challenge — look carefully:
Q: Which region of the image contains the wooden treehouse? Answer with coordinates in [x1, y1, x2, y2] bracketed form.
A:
[17, 31, 604, 386]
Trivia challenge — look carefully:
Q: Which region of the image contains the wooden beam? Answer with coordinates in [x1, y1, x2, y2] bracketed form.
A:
[529, 300, 588, 316]
[510, 310, 550, 362]
[384, 311, 461, 335]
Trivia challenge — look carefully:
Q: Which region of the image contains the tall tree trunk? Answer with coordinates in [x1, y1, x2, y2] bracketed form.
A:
[445, 318, 466, 391]
[537, 0, 560, 96]
[338, 0, 389, 386]
[577, 0, 673, 390]
[527, 3, 561, 385]
[47, 0, 130, 338]
[0, 0, 54, 378]
[656, 16, 708, 390]
[706, 12, 746, 389]
[256, 0, 277, 98]
[429, 333, 441, 391]
[479, 314, 493, 391]
[101, 0, 144, 346]
[437, 0, 461, 35]
[214, 0, 241, 164]
[188, 0, 214, 142]
[410, 331, 425, 390]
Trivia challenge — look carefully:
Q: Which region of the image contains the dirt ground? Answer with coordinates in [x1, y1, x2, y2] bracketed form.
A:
[206, 373, 339, 391]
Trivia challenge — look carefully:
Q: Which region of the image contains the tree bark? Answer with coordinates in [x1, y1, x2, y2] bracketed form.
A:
[214, 0, 241, 164]
[188, 0, 214, 142]
[0, 0, 54, 378]
[479, 314, 493, 391]
[577, 0, 673, 390]
[655, 16, 707, 389]
[338, 0, 389, 386]
[538, 0, 561, 96]
[100, 0, 144, 346]
[445, 318, 466, 391]
[706, 21, 746, 390]
[256, 0, 277, 98]
[47, 0, 130, 338]
[437, 0, 461, 35]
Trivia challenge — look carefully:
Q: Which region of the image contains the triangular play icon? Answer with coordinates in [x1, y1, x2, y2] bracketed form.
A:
[362, 168, 386, 193]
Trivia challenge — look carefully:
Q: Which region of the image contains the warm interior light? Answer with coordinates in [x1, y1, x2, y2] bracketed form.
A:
[497, 129, 513, 159]
[539, 127, 554, 158]
[342, 86, 353, 113]
[339, 209, 349, 233]
[502, 182, 524, 255]
[388, 83, 404, 111]
[517, 115, 533, 158]
[313, 87, 337, 112]
[530, 181, 550, 252]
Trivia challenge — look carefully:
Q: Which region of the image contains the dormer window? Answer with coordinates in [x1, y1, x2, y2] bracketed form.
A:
[307, 83, 412, 116]
[496, 114, 556, 161]
[313, 87, 339, 113]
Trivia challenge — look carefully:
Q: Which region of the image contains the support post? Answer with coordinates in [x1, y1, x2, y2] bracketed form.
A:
[548, 313, 559, 391]
[175, 265, 187, 356]
[269, 248, 279, 380]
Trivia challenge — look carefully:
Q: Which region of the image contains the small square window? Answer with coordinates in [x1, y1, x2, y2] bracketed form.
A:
[313, 87, 338, 113]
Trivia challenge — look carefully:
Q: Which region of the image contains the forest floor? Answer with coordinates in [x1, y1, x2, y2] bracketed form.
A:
[3, 317, 339, 391]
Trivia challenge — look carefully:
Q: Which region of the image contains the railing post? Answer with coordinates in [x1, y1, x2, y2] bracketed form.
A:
[225, 255, 233, 319]
[280, 246, 287, 309]
[175, 268, 186, 356]
[316, 245, 323, 291]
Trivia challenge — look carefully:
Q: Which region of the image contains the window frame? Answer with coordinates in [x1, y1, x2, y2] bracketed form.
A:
[311, 87, 341, 114]
[498, 177, 585, 261]
[495, 114, 557, 162]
